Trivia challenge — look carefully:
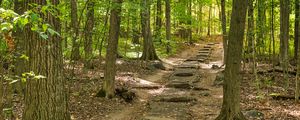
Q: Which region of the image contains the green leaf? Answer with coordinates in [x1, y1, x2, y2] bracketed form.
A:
[42, 24, 48, 32]
[20, 54, 29, 61]
[47, 28, 60, 36]
[30, 13, 39, 22]
[40, 33, 48, 39]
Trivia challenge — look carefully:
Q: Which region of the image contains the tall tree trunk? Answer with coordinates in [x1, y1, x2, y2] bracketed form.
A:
[141, 0, 159, 60]
[247, 0, 254, 54]
[165, 0, 171, 54]
[155, 0, 162, 43]
[0, 57, 3, 120]
[199, 4, 203, 36]
[256, 0, 266, 56]
[216, 0, 248, 119]
[295, 0, 300, 60]
[207, 5, 212, 36]
[280, 0, 290, 89]
[70, 0, 81, 60]
[221, 0, 227, 64]
[187, 0, 192, 44]
[102, 0, 123, 98]
[131, 0, 140, 44]
[22, 0, 70, 119]
[295, 0, 300, 102]
[84, 0, 95, 68]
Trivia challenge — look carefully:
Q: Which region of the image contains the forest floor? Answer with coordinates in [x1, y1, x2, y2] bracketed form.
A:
[9, 35, 300, 120]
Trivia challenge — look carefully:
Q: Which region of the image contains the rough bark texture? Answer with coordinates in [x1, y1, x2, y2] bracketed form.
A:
[141, 0, 159, 60]
[165, 0, 171, 54]
[296, 0, 300, 102]
[155, 0, 162, 43]
[207, 5, 212, 36]
[221, 0, 227, 64]
[70, 0, 81, 60]
[216, 0, 248, 119]
[280, 0, 290, 88]
[295, 0, 300, 60]
[187, 0, 192, 44]
[22, 0, 70, 120]
[103, 0, 123, 98]
[247, 0, 254, 53]
[84, 0, 95, 68]
[0, 57, 3, 120]
[256, 0, 266, 55]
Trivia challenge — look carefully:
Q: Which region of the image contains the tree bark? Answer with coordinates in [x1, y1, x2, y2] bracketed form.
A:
[280, 0, 290, 89]
[295, 0, 300, 60]
[216, 0, 248, 119]
[165, 0, 171, 54]
[0, 57, 3, 120]
[84, 0, 95, 68]
[22, 0, 70, 120]
[207, 5, 212, 36]
[70, 0, 81, 60]
[221, 0, 227, 64]
[295, 0, 300, 102]
[102, 0, 123, 98]
[141, 0, 159, 60]
[187, 0, 192, 44]
[155, 0, 162, 43]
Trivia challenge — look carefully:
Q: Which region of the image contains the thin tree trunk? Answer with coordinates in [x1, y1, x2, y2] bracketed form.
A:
[216, 0, 248, 119]
[102, 0, 123, 98]
[247, 0, 255, 72]
[22, 0, 70, 119]
[84, 0, 95, 68]
[70, 0, 81, 60]
[0, 57, 3, 120]
[187, 0, 192, 44]
[295, 0, 300, 102]
[165, 0, 171, 54]
[295, 0, 300, 60]
[155, 0, 162, 43]
[221, 0, 227, 64]
[207, 5, 212, 36]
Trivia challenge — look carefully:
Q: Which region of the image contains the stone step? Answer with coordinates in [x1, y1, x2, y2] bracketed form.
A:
[197, 53, 210, 57]
[207, 43, 215, 46]
[175, 64, 199, 69]
[204, 45, 212, 48]
[185, 58, 205, 63]
[198, 51, 211, 54]
[155, 96, 197, 102]
[199, 48, 211, 52]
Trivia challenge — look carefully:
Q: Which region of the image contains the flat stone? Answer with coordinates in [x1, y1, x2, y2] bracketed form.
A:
[175, 64, 199, 69]
[207, 43, 215, 45]
[197, 53, 210, 57]
[198, 51, 210, 54]
[157, 96, 197, 102]
[199, 48, 211, 52]
[204, 45, 212, 48]
[166, 82, 192, 89]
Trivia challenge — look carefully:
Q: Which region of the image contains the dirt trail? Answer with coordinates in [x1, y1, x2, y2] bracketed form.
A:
[106, 41, 225, 120]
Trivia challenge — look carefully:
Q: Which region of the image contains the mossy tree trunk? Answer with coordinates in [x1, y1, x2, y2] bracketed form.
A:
[216, 0, 248, 119]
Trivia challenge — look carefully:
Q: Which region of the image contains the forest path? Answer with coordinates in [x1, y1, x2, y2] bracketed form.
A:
[107, 40, 225, 120]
